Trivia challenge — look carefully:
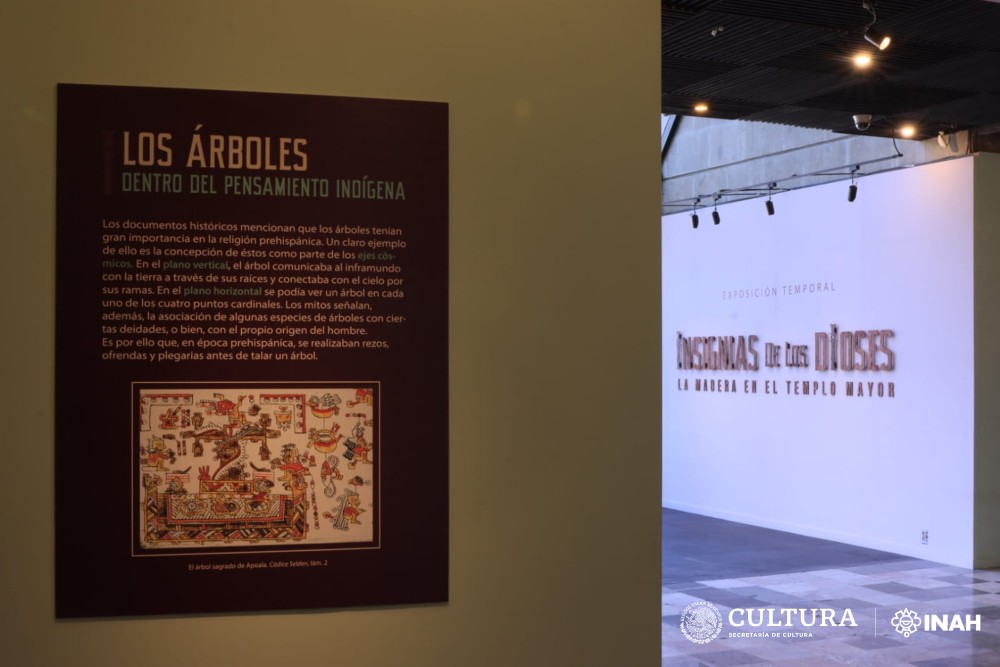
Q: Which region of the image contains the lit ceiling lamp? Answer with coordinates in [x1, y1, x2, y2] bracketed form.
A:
[864, 29, 891, 50]
[693, 102, 709, 113]
[899, 124, 916, 138]
[862, 1, 891, 50]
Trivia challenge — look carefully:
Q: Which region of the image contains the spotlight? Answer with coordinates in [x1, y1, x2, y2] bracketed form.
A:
[691, 213, 699, 229]
[848, 183, 858, 202]
[863, 30, 890, 50]
[862, 2, 891, 50]
[765, 199, 774, 216]
[937, 131, 948, 148]
[712, 209, 720, 225]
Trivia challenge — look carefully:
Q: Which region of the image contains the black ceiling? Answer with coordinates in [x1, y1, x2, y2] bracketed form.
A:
[662, 0, 1000, 139]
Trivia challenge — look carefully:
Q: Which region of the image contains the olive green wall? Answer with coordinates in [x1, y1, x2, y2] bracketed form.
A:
[0, 1, 661, 665]
[974, 152, 1000, 569]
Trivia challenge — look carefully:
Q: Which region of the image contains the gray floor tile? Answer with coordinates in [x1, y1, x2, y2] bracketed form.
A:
[663, 509, 1000, 666]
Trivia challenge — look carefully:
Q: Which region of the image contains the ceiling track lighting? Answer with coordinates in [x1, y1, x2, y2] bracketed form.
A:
[691, 197, 700, 229]
[864, 30, 890, 50]
[862, 1, 891, 50]
[663, 157, 906, 217]
[848, 166, 859, 202]
[711, 195, 721, 225]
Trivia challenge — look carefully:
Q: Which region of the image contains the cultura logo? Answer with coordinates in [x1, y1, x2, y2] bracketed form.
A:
[680, 601, 723, 644]
[728, 608, 856, 628]
[891, 609, 921, 637]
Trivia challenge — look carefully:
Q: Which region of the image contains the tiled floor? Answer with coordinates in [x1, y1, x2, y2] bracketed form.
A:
[662, 510, 1000, 666]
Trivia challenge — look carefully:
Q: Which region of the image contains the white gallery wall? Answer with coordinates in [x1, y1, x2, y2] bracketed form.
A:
[663, 157, 976, 567]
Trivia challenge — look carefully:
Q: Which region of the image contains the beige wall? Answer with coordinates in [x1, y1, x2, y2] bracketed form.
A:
[0, 1, 661, 666]
[975, 152, 1000, 569]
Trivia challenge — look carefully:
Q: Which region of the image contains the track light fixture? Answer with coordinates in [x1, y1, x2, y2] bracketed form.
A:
[712, 196, 721, 225]
[691, 197, 700, 229]
[848, 167, 859, 202]
[862, 1, 891, 50]
[864, 30, 890, 50]
[765, 184, 775, 216]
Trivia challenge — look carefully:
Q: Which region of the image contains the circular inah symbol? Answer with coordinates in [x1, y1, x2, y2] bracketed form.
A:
[891, 608, 922, 638]
[680, 601, 723, 644]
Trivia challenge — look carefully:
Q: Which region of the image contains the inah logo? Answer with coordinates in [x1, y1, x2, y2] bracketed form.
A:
[890, 608, 981, 636]
[680, 601, 723, 644]
[891, 608, 921, 637]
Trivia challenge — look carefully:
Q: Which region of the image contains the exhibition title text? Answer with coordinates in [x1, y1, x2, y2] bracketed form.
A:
[676, 324, 895, 372]
[122, 127, 308, 171]
[116, 128, 406, 200]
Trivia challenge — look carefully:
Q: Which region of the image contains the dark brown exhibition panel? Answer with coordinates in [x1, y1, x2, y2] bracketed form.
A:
[56, 84, 448, 617]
